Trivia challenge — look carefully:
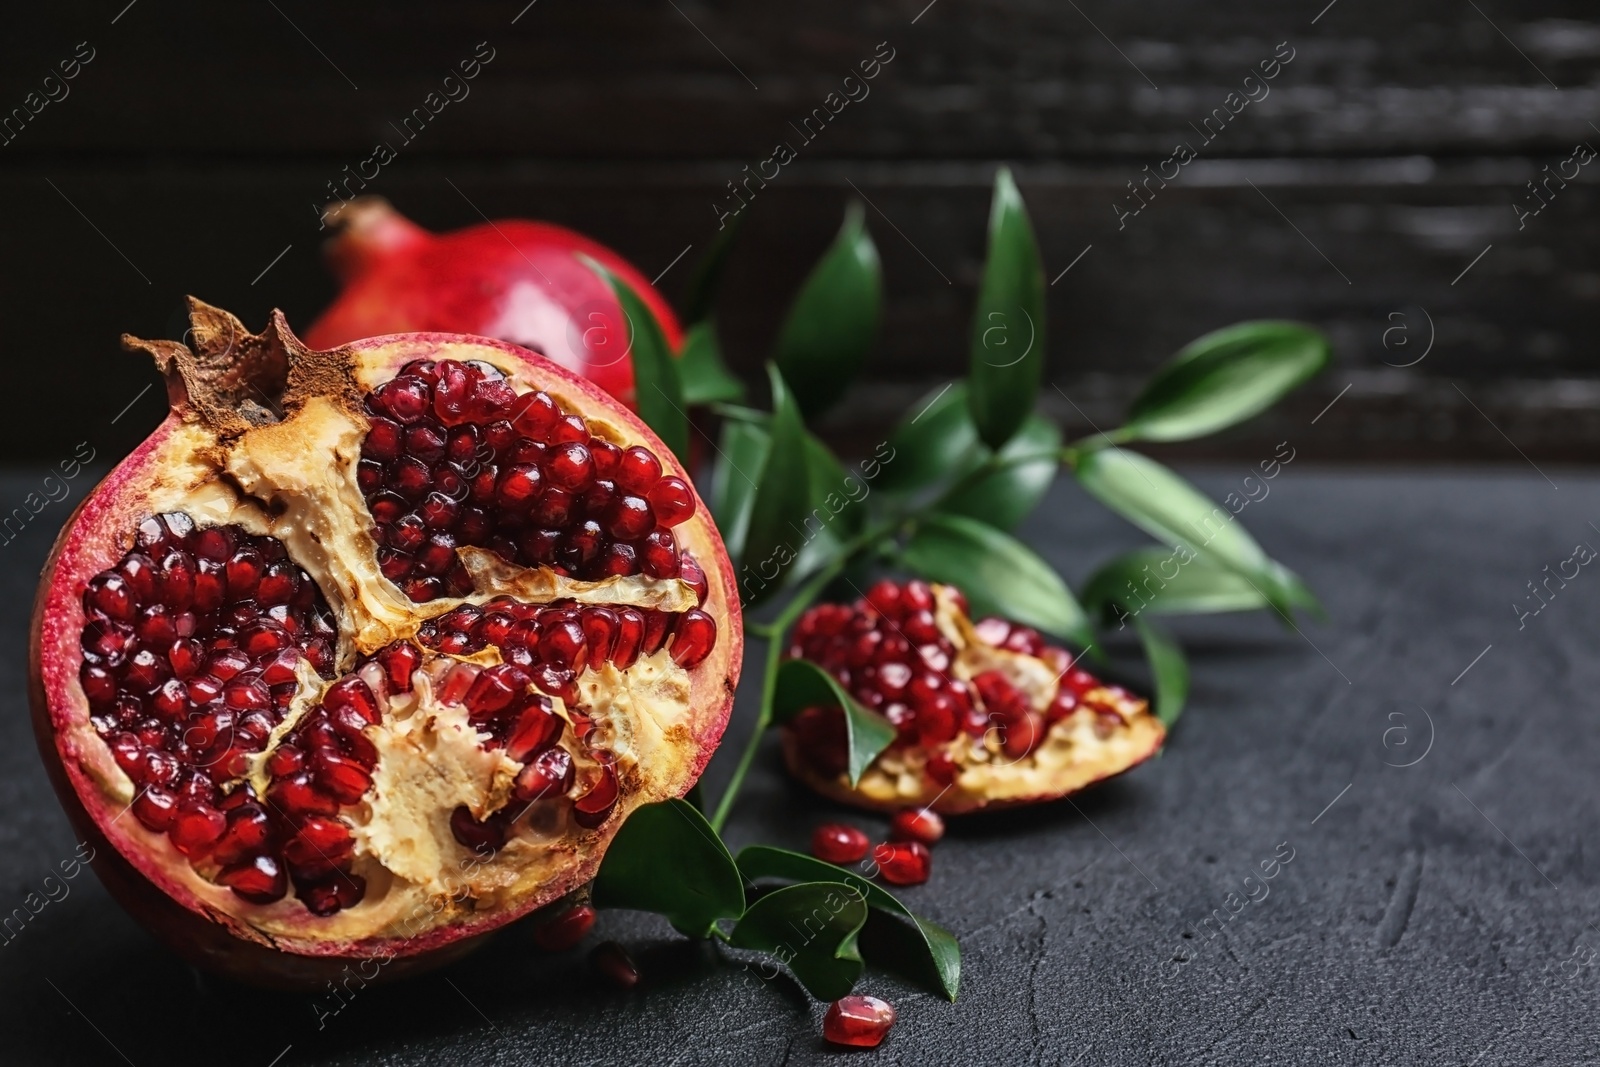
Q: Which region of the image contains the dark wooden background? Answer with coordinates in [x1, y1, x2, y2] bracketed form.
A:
[2, 1, 1597, 463]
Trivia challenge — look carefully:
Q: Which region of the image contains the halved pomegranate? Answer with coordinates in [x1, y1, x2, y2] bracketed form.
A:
[305, 198, 683, 406]
[782, 580, 1162, 813]
[29, 299, 738, 987]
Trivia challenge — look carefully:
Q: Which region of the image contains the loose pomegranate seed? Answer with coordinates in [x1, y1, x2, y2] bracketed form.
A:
[872, 841, 931, 886]
[889, 807, 945, 845]
[811, 823, 870, 865]
[590, 940, 640, 988]
[823, 995, 896, 1048]
[533, 902, 596, 951]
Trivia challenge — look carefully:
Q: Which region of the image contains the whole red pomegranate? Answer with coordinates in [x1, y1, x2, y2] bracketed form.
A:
[784, 580, 1163, 813]
[305, 198, 683, 406]
[30, 299, 738, 987]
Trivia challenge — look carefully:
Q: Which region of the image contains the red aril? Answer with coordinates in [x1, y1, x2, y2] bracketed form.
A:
[823, 994, 896, 1048]
[30, 299, 740, 988]
[871, 841, 931, 886]
[810, 823, 870, 865]
[305, 198, 683, 409]
[888, 807, 945, 845]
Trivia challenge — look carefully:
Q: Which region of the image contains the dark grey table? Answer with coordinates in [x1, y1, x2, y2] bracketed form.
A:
[3, 466, 1595, 1066]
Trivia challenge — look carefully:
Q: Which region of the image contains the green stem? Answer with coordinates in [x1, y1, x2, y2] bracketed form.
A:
[709, 525, 890, 833]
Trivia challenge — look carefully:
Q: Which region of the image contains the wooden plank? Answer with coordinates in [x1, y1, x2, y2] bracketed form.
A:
[2, 157, 1593, 461]
[0, 2, 1595, 157]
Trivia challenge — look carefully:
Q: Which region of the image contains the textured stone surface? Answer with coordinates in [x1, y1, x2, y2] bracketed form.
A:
[2, 465, 1597, 1065]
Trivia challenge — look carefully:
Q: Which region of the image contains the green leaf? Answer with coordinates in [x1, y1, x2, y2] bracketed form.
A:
[738, 366, 812, 607]
[1120, 322, 1331, 443]
[737, 845, 961, 1000]
[709, 418, 770, 562]
[729, 882, 868, 1000]
[899, 513, 1092, 646]
[875, 382, 974, 496]
[1134, 616, 1189, 728]
[1070, 447, 1300, 612]
[791, 432, 865, 580]
[939, 414, 1063, 531]
[874, 383, 1059, 530]
[592, 799, 746, 938]
[587, 257, 688, 464]
[1081, 547, 1274, 621]
[773, 202, 882, 418]
[682, 207, 746, 325]
[678, 320, 744, 406]
[967, 167, 1046, 450]
[772, 659, 895, 786]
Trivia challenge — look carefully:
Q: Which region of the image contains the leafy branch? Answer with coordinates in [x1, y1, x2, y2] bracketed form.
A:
[584, 165, 1331, 1003]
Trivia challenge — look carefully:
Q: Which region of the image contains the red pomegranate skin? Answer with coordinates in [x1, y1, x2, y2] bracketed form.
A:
[305, 198, 684, 406]
[29, 309, 741, 989]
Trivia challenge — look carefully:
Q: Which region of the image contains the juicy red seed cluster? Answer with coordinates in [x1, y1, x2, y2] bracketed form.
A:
[417, 596, 719, 701]
[80, 513, 340, 898]
[789, 579, 1111, 780]
[790, 579, 969, 754]
[359, 357, 696, 600]
[249, 659, 399, 914]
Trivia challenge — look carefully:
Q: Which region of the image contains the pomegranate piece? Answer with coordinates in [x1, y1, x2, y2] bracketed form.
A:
[810, 823, 871, 865]
[532, 902, 596, 952]
[306, 198, 683, 409]
[889, 807, 945, 846]
[872, 841, 932, 887]
[30, 300, 741, 988]
[783, 580, 1165, 815]
[823, 995, 896, 1048]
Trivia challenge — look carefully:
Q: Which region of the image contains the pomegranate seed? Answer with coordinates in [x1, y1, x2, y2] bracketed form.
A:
[639, 530, 679, 579]
[533, 903, 596, 952]
[512, 746, 575, 802]
[573, 764, 619, 828]
[872, 841, 931, 886]
[506, 704, 563, 763]
[377, 642, 421, 693]
[132, 786, 179, 831]
[546, 442, 595, 492]
[614, 446, 661, 494]
[889, 808, 945, 845]
[1000, 711, 1046, 761]
[823, 995, 896, 1048]
[811, 823, 870, 865]
[170, 802, 227, 856]
[512, 390, 559, 438]
[271, 773, 338, 817]
[450, 806, 508, 853]
[647, 477, 695, 527]
[313, 752, 373, 804]
[298, 873, 368, 916]
[580, 607, 618, 664]
[323, 676, 380, 724]
[217, 854, 288, 904]
[669, 610, 717, 668]
[589, 941, 639, 989]
[84, 573, 135, 621]
[602, 495, 654, 541]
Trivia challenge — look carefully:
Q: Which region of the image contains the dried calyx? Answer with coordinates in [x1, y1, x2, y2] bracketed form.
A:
[783, 580, 1163, 813]
[32, 300, 739, 984]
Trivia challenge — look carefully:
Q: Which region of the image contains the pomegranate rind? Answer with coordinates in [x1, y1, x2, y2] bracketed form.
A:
[781, 584, 1163, 815]
[29, 302, 739, 986]
[305, 197, 684, 406]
